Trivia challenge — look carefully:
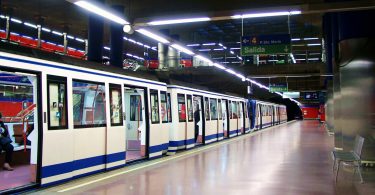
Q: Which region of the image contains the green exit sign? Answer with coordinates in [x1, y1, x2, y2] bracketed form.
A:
[269, 83, 288, 92]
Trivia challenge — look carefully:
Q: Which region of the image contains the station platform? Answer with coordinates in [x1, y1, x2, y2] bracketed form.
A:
[27, 121, 374, 195]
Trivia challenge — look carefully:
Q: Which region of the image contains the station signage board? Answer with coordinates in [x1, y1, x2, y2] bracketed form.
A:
[241, 34, 291, 56]
[269, 83, 288, 92]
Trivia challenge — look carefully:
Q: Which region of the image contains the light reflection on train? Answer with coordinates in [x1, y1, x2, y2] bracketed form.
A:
[0, 51, 287, 192]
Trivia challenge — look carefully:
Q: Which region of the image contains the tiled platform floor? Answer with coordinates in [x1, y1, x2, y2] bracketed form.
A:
[27, 121, 375, 194]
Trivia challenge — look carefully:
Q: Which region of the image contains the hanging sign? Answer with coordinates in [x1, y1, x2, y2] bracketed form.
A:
[269, 83, 288, 92]
[241, 34, 291, 56]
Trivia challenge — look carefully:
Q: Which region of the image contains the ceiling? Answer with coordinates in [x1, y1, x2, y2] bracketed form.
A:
[1, 0, 374, 104]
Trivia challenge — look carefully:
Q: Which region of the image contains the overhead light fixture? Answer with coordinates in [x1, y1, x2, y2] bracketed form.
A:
[136, 29, 170, 44]
[67, 35, 75, 40]
[186, 44, 200, 47]
[52, 31, 63, 36]
[75, 38, 85, 43]
[290, 54, 296, 63]
[230, 51, 235, 54]
[225, 69, 236, 74]
[213, 48, 224, 51]
[291, 38, 301, 41]
[104, 46, 111, 50]
[195, 55, 212, 64]
[202, 43, 216, 46]
[303, 37, 319, 40]
[213, 63, 226, 70]
[123, 24, 134, 34]
[231, 10, 301, 19]
[0, 15, 6, 19]
[136, 42, 144, 46]
[198, 49, 211, 52]
[74, 1, 129, 25]
[308, 58, 320, 60]
[171, 44, 195, 55]
[10, 18, 22, 24]
[148, 17, 210, 25]
[307, 43, 322, 46]
[42, 28, 51, 32]
[144, 45, 151, 49]
[24, 22, 38, 29]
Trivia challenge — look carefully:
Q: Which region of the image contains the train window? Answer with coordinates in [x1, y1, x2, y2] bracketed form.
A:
[109, 84, 123, 126]
[232, 101, 238, 119]
[167, 93, 172, 122]
[205, 97, 210, 120]
[218, 100, 222, 120]
[210, 98, 218, 120]
[73, 80, 106, 128]
[160, 91, 168, 123]
[178, 94, 186, 122]
[130, 95, 143, 121]
[47, 75, 68, 130]
[229, 101, 233, 119]
[187, 95, 193, 122]
[150, 90, 160, 124]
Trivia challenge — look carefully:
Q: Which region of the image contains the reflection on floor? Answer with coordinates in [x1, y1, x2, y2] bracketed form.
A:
[0, 164, 32, 191]
[126, 150, 142, 161]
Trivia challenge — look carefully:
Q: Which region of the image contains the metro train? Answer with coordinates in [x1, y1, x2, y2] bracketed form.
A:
[0, 50, 287, 192]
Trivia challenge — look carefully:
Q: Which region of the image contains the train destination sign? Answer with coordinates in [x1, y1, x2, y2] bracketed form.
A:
[241, 34, 291, 56]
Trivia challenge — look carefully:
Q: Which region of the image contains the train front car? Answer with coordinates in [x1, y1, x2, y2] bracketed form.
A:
[0, 51, 169, 188]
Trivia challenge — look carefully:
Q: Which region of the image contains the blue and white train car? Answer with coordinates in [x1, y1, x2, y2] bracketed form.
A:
[0, 51, 169, 188]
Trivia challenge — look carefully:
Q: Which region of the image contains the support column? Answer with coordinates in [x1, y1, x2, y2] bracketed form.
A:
[110, 5, 124, 68]
[167, 34, 180, 68]
[336, 10, 375, 160]
[87, 0, 104, 63]
[158, 29, 170, 70]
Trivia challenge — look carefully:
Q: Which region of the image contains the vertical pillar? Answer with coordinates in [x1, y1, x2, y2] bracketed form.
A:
[87, 0, 104, 63]
[337, 10, 375, 160]
[158, 29, 170, 69]
[167, 34, 180, 68]
[110, 5, 124, 68]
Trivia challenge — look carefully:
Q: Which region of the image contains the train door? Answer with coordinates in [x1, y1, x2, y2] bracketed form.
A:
[124, 86, 147, 162]
[186, 95, 194, 148]
[0, 69, 41, 193]
[193, 96, 203, 145]
[222, 100, 229, 138]
[239, 102, 244, 134]
[217, 99, 224, 140]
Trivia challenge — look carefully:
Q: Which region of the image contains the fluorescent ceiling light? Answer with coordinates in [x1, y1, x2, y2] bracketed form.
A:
[232, 10, 301, 19]
[307, 43, 321, 46]
[123, 37, 128, 40]
[226, 57, 237, 59]
[295, 58, 306, 61]
[148, 17, 210, 25]
[212, 57, 224, 60]
[198, 49, 211, 52]
[187, 44, 200, 47]
[10, 32, 19, 36]
[24, 22, 38, 29]
[230, 48, 240, 50]
[104, 46, 111, 50]
[75, 38, 85, 42]
[218, 43, 223, 47]
[202, 43, 216, 46]
[128, 39, 136, 43]
[42, 28, 51, 32]
[136, 29, 170, 44]
[75, 1, 129, 25]
[291, 38, 301, 41]
[136, 42, 144, 46]
[126, 53, 133, 57]
[67, 35, 75, 40]
[213, 63, 226, 70]
[22, 35, 33, 39]
[303, 37, 319, 40]
[196, 55, 212, 64]
[144, 45, 151, 49]
[232, 61, 241, 64]
[0, 15, 6, 19]
[52, 31, 63, 36]
[225, 69, 236, 74]
[10, 18, 22, 23]
[214, 48, 224, 51]
[230, 51, 235, 54]
[171, 44, 195, 55]
[308, 58, 320, 60]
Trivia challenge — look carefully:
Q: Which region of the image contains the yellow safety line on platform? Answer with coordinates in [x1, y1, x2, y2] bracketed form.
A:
[58, 121, 295, 193]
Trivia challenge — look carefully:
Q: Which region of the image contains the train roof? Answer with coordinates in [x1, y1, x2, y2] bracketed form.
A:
[0, 42, 161, 83]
